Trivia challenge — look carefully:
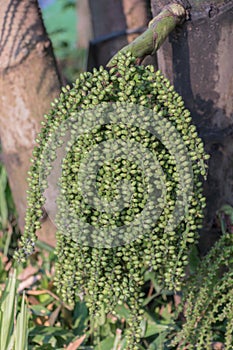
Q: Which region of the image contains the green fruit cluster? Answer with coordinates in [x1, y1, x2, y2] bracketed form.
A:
[15, 52, 209, 349]
[172, 232, 233, 349]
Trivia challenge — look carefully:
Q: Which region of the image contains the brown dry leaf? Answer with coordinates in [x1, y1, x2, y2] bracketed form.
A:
[5, 259, 12, 272]
[18, 266, 38, 281]
[66, 335, 86, 350]
[27, 295, 40, 305]
[1, 255, 8, 264]
[147, 281, 154, 298]
[116, 328, 122, 350]
[44, 317, 50, 326]
[34, 317, 43, 325]
[26, 289, 73, 310]
[47, 302, 54, 311]
[107, 313, 118, 322]
[159, 301, 172, 317]
[174, 293, 182, 308]
[48, 305, 61, 326]
[18, 274, 41, 292]
[27, 289, 53, 296]
[212, 342, 225, 350]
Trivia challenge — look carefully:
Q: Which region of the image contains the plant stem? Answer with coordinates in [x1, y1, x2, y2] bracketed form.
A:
[107, 3, 186, 67]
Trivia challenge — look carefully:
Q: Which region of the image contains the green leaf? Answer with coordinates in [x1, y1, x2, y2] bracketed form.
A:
[140, 319, 147, 338]
[118, 337, 127, 350]
[73, 301, 89, 335]
[30, 304, 51, 316]
[148, 332, 170, 350]
[29, 326, 75, 347]
[115, 304, 130, 320]
[29, 326, 74, 338]
[6, 334, 14, 350]
[15, 292, 29, 350]
[94, 336, 115, 350]
[0, 167, 8, 229]
[29, 343, 55, 349]
[30, 334, 57, 347]
[96, 304, 106, 327]
[0, 269, 17, 350]
[0, 166, 7, 190]
[189, 245, 200, 275]
[35, 240, 54, 253]
[145, 320, 170, 338]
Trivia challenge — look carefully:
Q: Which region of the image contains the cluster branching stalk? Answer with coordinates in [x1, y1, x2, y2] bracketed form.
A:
[107, 3, 186, 66]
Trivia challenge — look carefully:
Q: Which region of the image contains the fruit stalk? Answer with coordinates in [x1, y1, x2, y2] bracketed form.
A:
[107, 3, 186, 67]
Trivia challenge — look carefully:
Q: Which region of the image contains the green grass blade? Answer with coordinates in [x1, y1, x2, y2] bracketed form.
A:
[14, 292, 28, 350]
[0, 269, 17, 350]
[6, 334, 14, 350]
[0, 167, 8, 229]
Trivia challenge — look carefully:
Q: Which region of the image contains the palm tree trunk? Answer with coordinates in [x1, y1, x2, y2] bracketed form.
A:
[151, 0, 233, 252]
[0, 0, 61, 246]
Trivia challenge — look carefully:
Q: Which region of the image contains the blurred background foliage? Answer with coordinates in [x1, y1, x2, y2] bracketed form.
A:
[40, 0, 76, 59]
[39, 0, 86, 81]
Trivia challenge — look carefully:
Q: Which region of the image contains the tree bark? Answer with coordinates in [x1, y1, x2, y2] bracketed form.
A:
[122, 0, 150, 43]
[150, 0, 233, 252]
[0, 0, 62, 246]
[77, 0, 93, 50]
